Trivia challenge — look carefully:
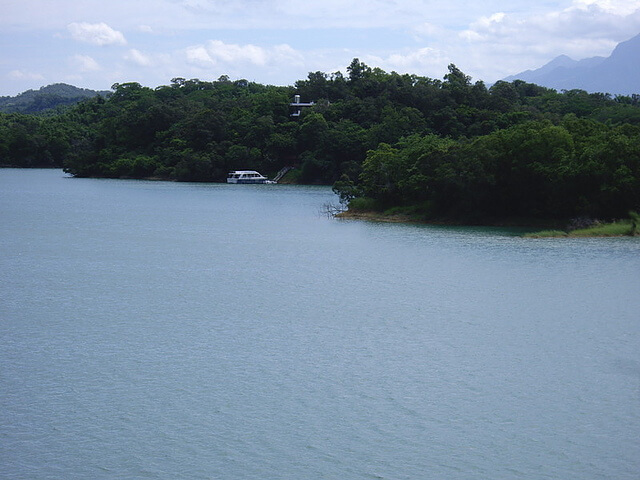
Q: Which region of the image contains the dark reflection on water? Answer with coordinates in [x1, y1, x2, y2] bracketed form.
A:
[1, 169, 639, 479]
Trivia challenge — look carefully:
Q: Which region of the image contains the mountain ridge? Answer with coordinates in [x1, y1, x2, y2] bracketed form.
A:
[0, 83, 110, 114]
[503, 33, 640, 95]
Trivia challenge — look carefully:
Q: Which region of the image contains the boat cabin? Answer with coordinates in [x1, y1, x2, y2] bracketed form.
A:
[227, 170, 270, 184]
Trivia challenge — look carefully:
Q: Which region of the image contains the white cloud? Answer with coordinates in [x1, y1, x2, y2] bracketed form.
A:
[368, 47, 449, 74]
[0, 0, 512, 31]
[185, 46, 214, 67]
[571, 0, 640, 15]
[185, 40, 303, 68]
[270, 44, 305, 66]
[459, 0, 640, 47]
[125, 49, 154, 67]
[7, 70, 45, 81]
[471, 12, 507, 32]
[67, 22, 127, 46]
[431, 0, 640, 82]
[2, 0, 640, 94]
[166, 0, 525, 31]
[70, 54, 101, 71]
[4, 0, 639, 35]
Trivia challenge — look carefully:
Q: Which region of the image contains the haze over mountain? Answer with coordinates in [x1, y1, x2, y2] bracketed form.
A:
[503, 33, 640, 95]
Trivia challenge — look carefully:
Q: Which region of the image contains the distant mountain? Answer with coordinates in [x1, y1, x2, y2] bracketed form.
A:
[0, 83, 110, 114]
[503, 33, 640, 95]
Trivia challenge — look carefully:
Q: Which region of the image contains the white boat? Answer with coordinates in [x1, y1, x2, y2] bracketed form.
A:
[226, 170, 273, 184]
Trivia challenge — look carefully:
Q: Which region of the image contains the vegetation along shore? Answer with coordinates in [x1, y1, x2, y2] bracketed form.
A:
[1, 59, 639, 227]
[334, 206, 640, 238]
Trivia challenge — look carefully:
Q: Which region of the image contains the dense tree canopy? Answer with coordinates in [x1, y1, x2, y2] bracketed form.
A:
[1, 60, 640, 219]
[349, 119, 640, 219]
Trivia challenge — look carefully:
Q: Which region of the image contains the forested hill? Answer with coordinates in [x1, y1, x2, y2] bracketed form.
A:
[0, 83, 110, 114]
[1, 60, 639, 220]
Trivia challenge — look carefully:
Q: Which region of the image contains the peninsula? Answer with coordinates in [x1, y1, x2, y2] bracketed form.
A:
[1, 59, 639, 225]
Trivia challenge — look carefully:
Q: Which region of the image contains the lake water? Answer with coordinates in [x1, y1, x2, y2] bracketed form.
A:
[1, 168, 639, 479]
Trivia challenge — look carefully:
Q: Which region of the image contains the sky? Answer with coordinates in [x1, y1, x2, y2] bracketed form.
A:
[2, 0, 640, 96]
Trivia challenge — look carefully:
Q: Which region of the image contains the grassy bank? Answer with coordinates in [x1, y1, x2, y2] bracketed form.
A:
[524, 220, 638, 238]
[525, 211, 640, 237]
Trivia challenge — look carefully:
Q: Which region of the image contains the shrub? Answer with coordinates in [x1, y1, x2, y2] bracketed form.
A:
[630, 211, 640, 235]
[348, 197, 380, 212]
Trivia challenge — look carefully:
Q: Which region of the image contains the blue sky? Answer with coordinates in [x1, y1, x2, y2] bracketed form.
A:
[2, 0, 640, 96]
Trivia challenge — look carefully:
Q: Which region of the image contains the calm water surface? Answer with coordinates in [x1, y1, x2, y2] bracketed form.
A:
[1, 169, 639, 479]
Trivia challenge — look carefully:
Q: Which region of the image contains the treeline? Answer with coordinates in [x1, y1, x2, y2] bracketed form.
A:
[339, 119, 640, 220]
[1, 59, 639, 218]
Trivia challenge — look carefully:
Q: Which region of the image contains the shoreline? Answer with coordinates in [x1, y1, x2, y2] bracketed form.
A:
[336, 209, 639, 238]
[335, 209, 560, 228]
